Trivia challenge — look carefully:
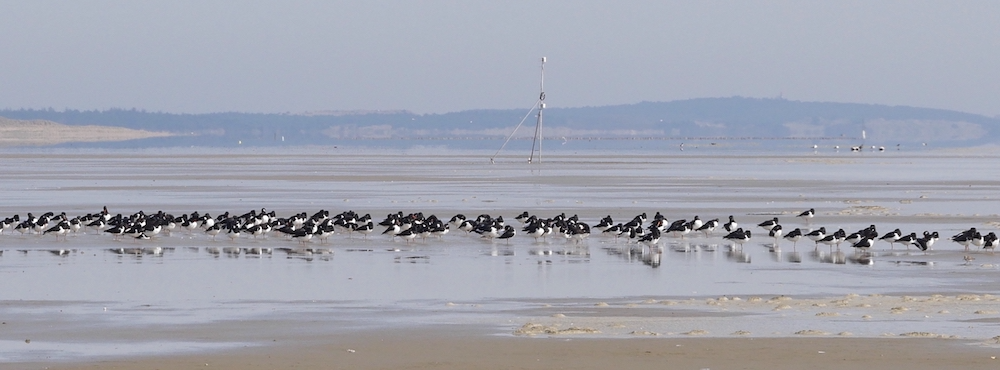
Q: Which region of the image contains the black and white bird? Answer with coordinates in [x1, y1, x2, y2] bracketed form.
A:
[880, 228, 902, 249]
[638, 227, 661, 247]
[688, 216, 703, 232]
[291, 226, 315, 244]
[14, 219, 33, 235]
[104, 224, 128, 240]
[226, 224, 242, 241]
[565, 222, 591, 243]
[43, 221, 71, 240]
[205, 221, 226, 240]
[33, 214, 54, 234]
[817, 229, 846, 249]
[602, 223, 624, 238]
[448, 214, 467, 229]
[783, 228, 803, 249]
[594, 215, 614, 232]
[896, 232, 918, 250]
[851, 237, 874, 252]
[696, 218, 718, 237]
[1, 214, 20, 234]
[648, 218, 666, 233]
[723, 228, 751, 249]
[476, 222, 501, 239]
[768, 224, 783, 244]
[796, 208, 815, 220]
[68, 217, 83, 234]
[382, 224, 402, 237]
[805, 227, 827, 246]
[952, 227, 978, 251]
[514, 211, 531, 224]
[88, 218, 109, 234]
[458, 219, 476, 234]
[982, 232, 997, 253]
[246, 223, 270, 239]
[497, 225, 516, 244]
[524, 222, 548, 241]
[845, 225, 877, 247]
[625, 225, 645, 243]
[913, 233, 934, 253]
[757, 217, 779, 231]
[723, 215, 738, 232]
[315, 225, 336, 243]
[922, 231, 939, 250]
[397, 227, 419, 244]
[970, 232, 986, 250]
[666, 219, 691, 238]
[354, 222, 375, 239]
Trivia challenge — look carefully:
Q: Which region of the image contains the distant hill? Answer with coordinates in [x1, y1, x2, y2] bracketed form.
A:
[0, 97, 995, 148]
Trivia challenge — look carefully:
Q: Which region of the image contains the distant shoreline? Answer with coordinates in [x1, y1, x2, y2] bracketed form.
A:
[1, 98, 995, 147]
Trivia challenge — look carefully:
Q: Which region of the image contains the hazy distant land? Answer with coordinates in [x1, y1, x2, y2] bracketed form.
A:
[0, 97, 996, 148]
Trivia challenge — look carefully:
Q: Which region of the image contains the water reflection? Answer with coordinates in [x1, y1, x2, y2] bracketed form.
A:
[810, 250, 847, 264]
[786, 252, 802, 263]
[671, 241, 692, 253]
[107, 247, 165, 257]
[603, 243, 659, 267]
[245, 247, 273, 257]
[644, 249, 661, 268]
[393, 255, 430, 264]
[848, 252, 874, 265]
[888, 260, 935, 266]
[270, 247, 334, 261]
[488, 246, 516, 256]
[4, 234, 982, 274]
[726, 249, 751, 263]
[529, 244, 590, 258]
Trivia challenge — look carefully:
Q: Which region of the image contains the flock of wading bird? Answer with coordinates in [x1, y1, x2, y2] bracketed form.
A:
[0, 206, 996, 258]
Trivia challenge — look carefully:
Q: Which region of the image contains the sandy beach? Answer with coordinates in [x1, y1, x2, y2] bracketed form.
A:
[0, 117, 172, 146]
[37, 330, 1000, 370]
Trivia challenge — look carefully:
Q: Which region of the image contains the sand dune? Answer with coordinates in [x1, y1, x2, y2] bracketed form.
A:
[0, 117, 172, 146]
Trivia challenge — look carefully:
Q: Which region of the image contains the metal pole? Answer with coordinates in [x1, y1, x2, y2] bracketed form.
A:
[530, 57, 546, 164]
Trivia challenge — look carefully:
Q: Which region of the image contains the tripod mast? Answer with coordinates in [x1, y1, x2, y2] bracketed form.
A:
[490, 57, 547, 164]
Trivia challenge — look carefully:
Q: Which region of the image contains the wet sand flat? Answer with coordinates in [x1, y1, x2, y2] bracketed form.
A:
[40, 329, 1000, 370]
[3, 147, 1000, 366]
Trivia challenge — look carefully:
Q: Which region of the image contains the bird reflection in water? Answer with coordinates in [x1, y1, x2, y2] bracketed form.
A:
[643, 248, 661, 268]
[727, 249, 751, 263]
[604, 243, 659, 267]
[849, 252, 874, 265]
[490, 246, 516, 257]
[671, 241, 692, 253]
[786, 252, 802, 263]
[810, 250, 847, 264]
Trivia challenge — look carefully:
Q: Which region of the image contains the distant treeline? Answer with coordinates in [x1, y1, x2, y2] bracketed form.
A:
[1, 97, 996, 147]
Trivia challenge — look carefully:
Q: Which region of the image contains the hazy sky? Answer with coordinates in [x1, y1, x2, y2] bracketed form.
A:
[2, 1, 999, 116]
